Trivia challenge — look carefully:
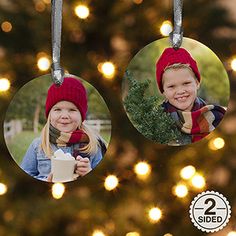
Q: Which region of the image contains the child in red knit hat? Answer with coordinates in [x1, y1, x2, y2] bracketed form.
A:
[21, 76, 107, 182]
[156, 47, 226, 145]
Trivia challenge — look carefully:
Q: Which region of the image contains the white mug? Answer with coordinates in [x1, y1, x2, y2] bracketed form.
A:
[51, 158, 77, 183]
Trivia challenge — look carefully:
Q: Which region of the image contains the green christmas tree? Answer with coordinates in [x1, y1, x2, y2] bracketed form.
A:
[0, 0, 236, 235]
[124, 71, 186, 144]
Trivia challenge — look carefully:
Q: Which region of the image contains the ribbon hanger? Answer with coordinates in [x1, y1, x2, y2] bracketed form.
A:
[51, 0, 64, 85]
[170, 0, 183, 49]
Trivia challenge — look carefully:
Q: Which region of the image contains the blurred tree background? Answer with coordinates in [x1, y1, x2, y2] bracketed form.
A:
[1, 0, 236, 235]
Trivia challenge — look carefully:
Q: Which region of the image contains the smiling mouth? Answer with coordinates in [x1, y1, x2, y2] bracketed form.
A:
[175, 96, 189, 102]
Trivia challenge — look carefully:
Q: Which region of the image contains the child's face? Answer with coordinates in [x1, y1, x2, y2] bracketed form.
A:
[162, 67, 200, 111]
[50, 101, 82, 133]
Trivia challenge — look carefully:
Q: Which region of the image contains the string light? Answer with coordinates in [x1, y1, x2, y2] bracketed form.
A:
[98, 62, 116, 79]
[42, 0, 51, 4]
[134, 161, 151, 179]
[1, 21, 12, 33]
[191, 174, 206, 189]
[231, 58, 236, 71]
[0, 78, 10, 92]
[208, 137, 225, 150]
[74, 4, 90, 19]
[35, 2, 46, 12]
[228, 231, 236, 236]
[148, 207, 162, 223]
[52, 183, 65, 199]
[37, 56, 50, 71]
[160, 20, 173, 36]
[104, 175, 119, 191]
[0, 183, 7, 195]
[180, 165, 196, 180]
[133, 0, 143, 4]
[92, 230, 106, 236]
[173, 184, 188, 198]
[126, 232, 140, 236]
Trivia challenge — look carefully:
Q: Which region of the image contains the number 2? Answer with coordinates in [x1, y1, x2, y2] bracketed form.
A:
[204, 198, 216, 215]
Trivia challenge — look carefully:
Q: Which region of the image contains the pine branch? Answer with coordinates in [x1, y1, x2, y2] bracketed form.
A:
[124, 71, 185, 144]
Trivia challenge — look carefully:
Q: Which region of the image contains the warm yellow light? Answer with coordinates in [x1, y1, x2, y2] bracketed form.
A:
[75, 4, 90, 19]
[191, 174, 206, 189]
[42, 0, 51, 4]
[163, 234, 173, 236]
[160, 20, 173, 36]
[148, 207, 162, 223]
[126, 232, 140, 236]
[209, 137, 225, 151]
[92, 230, 106, 236]
[133, 0, 143, 4]
[0, 78, 10, 92]
[35, 2, 46, 12]
[37, 56, 50, 71]
[98, 62, 116, 79]
[231, 58, 236, 71]
[1, 21, 12, 32]
[0, 183, 7, 195]
[104, 175, 119, 191]
[134, 161, 151, 179]
[228, 231, 236, 236]
[180, 165, 196, 180]
[52, 183, 65, 199]
[173, 184, 188, 198]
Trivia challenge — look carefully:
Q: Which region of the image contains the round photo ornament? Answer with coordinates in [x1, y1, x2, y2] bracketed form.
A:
[3, 0, 111, 183]
[122, 0, 229, 146]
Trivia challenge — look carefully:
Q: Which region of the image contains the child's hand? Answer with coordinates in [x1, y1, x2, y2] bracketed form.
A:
[47, 173, 53, 182]
[75, 156, 92, 177]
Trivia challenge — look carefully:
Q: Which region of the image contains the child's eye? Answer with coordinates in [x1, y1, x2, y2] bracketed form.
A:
[167, 85, 174, 89]
[69, 109, 77, 112]
[54, 108, 61, 111]
[184, 82, 191, 85]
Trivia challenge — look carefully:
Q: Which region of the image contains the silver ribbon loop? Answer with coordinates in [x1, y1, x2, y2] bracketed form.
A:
[170, 0, 183, 49]
[51, 0, 64, 85]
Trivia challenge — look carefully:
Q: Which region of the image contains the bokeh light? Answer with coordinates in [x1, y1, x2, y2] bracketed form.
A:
[74, 4, 90, 19]
[180, 165, 196, 180]
[35, 2, 46, 12]
[42, 0, 51, 3]
[52, 183, 65, 199]
[134, 161, 151, 179]
[0, 183, 7, 195]
[0, 78, 10, 92]
[231, 58, 236, 71]
[104, 175, 119, 191]
[126, 232, 140, 236]
[98, 62, 116, 79]
[173, 184, 188, 198]
[1, 21, 12, 32]
[228, 231, 236, 236]
[92, 230, 106, 236]
[191, 174, 206, 189]
[133, 0, 143, 4]
[148, 207, 162, 223]
[163, 234, 173, 236]
[37, 56, 50, 71]
[208, 137, 225, 150]
[160, 20, 173, 36]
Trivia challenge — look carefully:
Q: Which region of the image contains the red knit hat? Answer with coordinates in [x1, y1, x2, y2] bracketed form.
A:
[45, 77, 87, 121]
[156, 47, 201, 93]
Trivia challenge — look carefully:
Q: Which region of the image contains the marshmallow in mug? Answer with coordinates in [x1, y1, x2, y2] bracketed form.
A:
[53, 149, 74, 160]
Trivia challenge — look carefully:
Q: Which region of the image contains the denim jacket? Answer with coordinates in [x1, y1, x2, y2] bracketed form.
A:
[21, 137, 103, 181]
